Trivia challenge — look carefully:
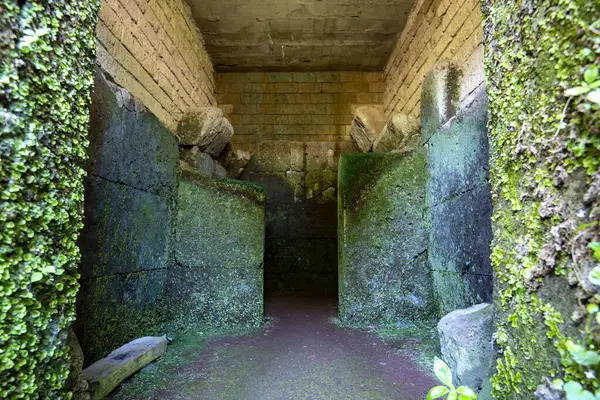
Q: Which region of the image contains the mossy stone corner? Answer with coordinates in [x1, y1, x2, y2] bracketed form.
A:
[338, 151, 437, 327]
[166, 171, 266, 331]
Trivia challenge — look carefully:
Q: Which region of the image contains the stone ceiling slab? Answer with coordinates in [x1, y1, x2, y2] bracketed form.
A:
[185, 0, 416, 71]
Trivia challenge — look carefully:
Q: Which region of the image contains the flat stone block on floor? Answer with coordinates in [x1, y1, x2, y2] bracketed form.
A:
[83, 336, 168, 400]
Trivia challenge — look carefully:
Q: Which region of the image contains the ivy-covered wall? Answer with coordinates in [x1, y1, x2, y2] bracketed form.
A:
[0, 1, 99, 398]
[483, 0, 600, 398]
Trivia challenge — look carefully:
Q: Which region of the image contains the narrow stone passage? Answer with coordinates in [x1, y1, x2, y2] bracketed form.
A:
[109, 297, 437, 399]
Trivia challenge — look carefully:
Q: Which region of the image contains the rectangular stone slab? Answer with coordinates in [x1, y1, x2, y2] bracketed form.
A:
[174, 172, 266, 269]
[338, 150, 436, 327]
[426, 88, 493, 314]
[167, 170, 265, 330]
[82, 336, 168, 400]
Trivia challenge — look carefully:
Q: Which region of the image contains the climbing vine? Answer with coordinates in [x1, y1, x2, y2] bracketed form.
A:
[0, 1, 99, 398]
[482, 0, 599, 398]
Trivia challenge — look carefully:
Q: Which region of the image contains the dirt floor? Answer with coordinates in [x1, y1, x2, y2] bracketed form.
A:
[109, 296, 438, 400]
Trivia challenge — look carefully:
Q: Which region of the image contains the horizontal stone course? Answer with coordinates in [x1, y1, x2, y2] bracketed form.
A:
[217, 72, 384, 152]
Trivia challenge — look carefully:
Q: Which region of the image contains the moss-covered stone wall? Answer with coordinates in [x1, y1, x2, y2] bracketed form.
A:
[338, 151, 437, 326]
[77, 69, 179, 363]
[166, 171, 265, 331]
[426, 87, 493, 315]
[483, 0, 600, 397]
[0, 1, 99, 397]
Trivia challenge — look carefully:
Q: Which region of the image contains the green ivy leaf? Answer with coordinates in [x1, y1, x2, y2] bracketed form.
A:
[426, 386, 450, 399]
[583, 66, 599, 84]
[31, 272, 43, 283]
[586, 90, 600, 105]
[566, 341, 600, 366]
[588, 243, 600, 260]
[434, 357, 454, 388]
[457, 386, 477, 399]
[564, 381, 597, 400]
[565, 86, 591, 96]
[589, 267, 600, 286]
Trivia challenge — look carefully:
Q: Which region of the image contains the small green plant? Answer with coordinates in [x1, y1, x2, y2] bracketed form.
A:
[550, 241, 600, 400]
[565, 65, 600, 105]
[552, 379, 600, 400]
[425, 357, 477, 400]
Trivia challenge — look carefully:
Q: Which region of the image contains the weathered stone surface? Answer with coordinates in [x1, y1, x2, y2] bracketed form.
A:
[245, 140, 294, 172]
[373, 113, 419, 153]
[79, 72, 178, 365]
[305, 142, 358, 171]
[88, 69, 179, 198]
[438, 303, 493, 400]
[180, 147, 227, 179]
[174, 173, 265, 269]
[178, 107, 223, 145]
[426, 88, 493, 314]
[79, 176, 172, 278]
[167, 171, 265, 330]
[349, 106, 387, 152]
[338, 151, 436, 326]
[67, 328, 90, 400]
[420, 61, 462, 145]
[429, 185, 493, 313]
[427, 88, 489, 202]
[217, 144, 252, 178]
[165, 266, 263, 330]
[78, 269, 167, 364]
[190, 1, 415, 71]
[202, 117, 234, 157]
[178, 108, 234, 157]
[82, 336, 168, 400]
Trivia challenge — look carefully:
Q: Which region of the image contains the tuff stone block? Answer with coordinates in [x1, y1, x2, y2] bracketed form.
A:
[373, 113, 420, 153]
[426, 88, 493, 315]
[78, 269, 167, 363]
[349, 105, 387, 152]
[420, 61, 462, 145]
[338, 151, 436, 327]
[88, 70, 179, 198]
[167, 171, 265, 330]
[438, 303, 494, 400]
[174, 173, 265, 270]
[79, 176, 172, 278]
